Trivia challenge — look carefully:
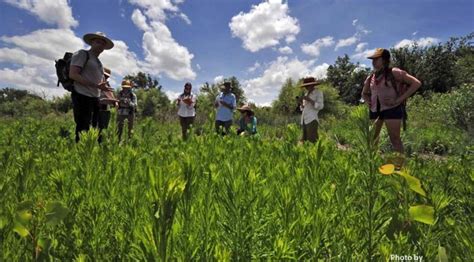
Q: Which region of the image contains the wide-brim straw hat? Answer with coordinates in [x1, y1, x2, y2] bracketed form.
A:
[121, 80, 132, 89]
[300, 77, 322, 88]
[83, 32, 114, 50]
[237, 104, 254, 114]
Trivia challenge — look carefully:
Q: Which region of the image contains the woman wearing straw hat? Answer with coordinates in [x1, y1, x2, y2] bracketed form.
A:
[117, 79, 137, 141]
[361, 48, 421, 159]
[237, 104, 257, 136]
[299, 77, 324, 143]
[69, 32, 114, 142]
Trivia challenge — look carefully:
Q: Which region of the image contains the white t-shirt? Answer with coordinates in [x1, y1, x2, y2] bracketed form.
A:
[177, 93, 196, 117]
[70, 50, 104, 98]
[301, 89, 324, 125]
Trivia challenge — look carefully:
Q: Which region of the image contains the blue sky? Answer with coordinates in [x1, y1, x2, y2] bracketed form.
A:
[0, 0, 472, 105]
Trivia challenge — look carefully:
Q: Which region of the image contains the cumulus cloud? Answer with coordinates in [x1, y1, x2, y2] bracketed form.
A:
[394, 37, 440, 49]
[229, 0, 300, 52]
[335, 19, 370, 50]
[4, 0, 78, 28]
[128, 0, 196, 80]
[214, 75, 224, 83]
[355, 42, 368, 52]
[0, 28, 144, 97]
[278, 46, 293, 55]
[352, 48, 377, 60]
[301, 36, 335, 57]
[242, 56, 329, 105]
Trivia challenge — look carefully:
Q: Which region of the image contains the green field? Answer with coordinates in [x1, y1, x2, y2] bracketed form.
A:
[1, 107, 472, 261]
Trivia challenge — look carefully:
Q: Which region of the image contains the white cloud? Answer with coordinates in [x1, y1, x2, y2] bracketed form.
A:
[335, 36, 358, 50]
[4, 0, 78, 29]
[1, 29, 84, 60]
[214, 75, 224, 83]
[394, 37, 440, 49]
[128, 0, 180, 22]
[229, 0, 300, 52]
[196, 63, 201, 70]
[0, 28, 144, 97]
[335, 19, 370, 50]
[352, 48, 377, 60]
[242, 56, 329, 105]
[355, 42, 368, 52]
[141, 21, 196, 80]
[129, 1, 196, 81]
[165, 90, 181, 100]
[278, 46, 293, 55]
[301, 36, 334, 57]
[101, 40, 142, 78]
[131, 9, 151, 31]
[247, 62, 261, 73]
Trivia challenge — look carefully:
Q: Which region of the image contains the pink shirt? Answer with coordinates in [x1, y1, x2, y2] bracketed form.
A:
[365, 67, 407, 112]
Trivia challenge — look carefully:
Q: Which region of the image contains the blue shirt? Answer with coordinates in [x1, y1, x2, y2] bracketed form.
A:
[215, 92, 236, 121]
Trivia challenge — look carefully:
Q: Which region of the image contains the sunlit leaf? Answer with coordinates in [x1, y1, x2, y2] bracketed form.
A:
[13, 223, 30, 238]
[409, 205, 435, 225]
[438, 245, 448, 262]
[398, 171, 427, 197]
[379, 164, 395, 175]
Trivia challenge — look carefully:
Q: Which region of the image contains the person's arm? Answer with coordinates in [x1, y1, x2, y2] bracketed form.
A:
[313, 91, 324, 111]
[189, 95, 197, 108]
[361, 75, 371, 106]
[131, 93, 137, 108]
[395, 73, 422, 104]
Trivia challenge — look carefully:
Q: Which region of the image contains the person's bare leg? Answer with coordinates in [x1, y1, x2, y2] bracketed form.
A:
[372, 118, 384, 146]
[385, 119, 403, 154]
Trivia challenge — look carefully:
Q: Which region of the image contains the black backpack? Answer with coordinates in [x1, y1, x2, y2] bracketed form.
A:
[55, 50, 89, 92]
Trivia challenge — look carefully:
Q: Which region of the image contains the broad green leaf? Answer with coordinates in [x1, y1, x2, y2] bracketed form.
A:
[438, 245, 448, 262]
[409, 205, 435, 225]
[398, 171, 427, 197]
[379, 164, 395, 175]
[45, 201, 69, 226]
[13, 223, 30, 238]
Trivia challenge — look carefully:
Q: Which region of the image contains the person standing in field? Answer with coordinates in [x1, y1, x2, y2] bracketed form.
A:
[214, 81, 236, 135]
[117, 80, 137, 141]
[93, 67, 118, 143]
[69, 32, 114, 143]
[176, 82, 197, 140]
[236, 104, 257, 136]
[299, 77, 324, 143]
[361, 48, 421, 164]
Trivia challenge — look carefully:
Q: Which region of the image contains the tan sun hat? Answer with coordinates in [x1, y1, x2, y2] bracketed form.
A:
[103, 67, 111, 77]
[367, 48, 390, 59]
[300, 77, 322, 88]
[237, 104, 254, 114]
[83, 32, 114, 50]
[121, 80, 132, 89]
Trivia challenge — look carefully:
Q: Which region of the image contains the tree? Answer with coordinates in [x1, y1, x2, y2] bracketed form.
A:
[124, 72, 162, 89]
[271, 78, 300, 115]
[326, 55, 370, 104]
